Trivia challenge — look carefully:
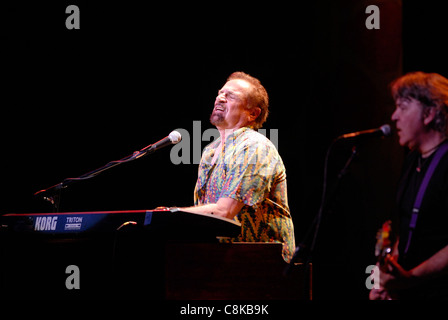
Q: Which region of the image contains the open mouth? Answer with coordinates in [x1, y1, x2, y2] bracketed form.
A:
[214, 104, 225, 112]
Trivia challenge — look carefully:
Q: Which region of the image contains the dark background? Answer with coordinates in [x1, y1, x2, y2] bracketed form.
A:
[2, 1, 446, 300]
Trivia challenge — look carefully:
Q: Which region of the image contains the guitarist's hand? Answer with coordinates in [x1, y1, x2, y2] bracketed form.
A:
[380, 255, 416, 291]
[369, 286, 393, 300]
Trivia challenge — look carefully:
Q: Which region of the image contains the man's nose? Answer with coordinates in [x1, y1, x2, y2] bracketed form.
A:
[391, 108, 399, 121]
[217, 93, 226, 102]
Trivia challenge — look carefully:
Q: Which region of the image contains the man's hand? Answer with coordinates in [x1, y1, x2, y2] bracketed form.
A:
[369, 286, 393, 300]
[180, 197, 245, 220]
[380, 255, 417, 291]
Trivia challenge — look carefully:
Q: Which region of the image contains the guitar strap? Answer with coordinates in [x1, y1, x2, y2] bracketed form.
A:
[404, 141, 448, 255]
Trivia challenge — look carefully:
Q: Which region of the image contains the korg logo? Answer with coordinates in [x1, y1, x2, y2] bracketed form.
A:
[34, 216, 58, 231]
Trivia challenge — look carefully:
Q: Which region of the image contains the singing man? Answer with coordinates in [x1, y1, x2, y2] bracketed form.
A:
[181, 71, 295, 262]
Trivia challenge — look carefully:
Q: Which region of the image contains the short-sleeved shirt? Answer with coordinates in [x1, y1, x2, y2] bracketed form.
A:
[194, 126, 295, 262]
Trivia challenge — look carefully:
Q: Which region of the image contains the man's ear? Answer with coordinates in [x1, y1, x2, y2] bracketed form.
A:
[248, 107, 261, 122]
[423, 106, 437, 126]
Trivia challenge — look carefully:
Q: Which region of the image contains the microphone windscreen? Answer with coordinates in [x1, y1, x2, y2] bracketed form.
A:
[169, 130, 182, 144]
[380, 124, 392, 137]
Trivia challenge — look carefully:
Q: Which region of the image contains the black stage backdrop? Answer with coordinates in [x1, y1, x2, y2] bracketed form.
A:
[2, 1, 446, 300]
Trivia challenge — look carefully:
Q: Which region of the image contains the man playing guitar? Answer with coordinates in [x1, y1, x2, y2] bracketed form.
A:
[370, 72, 448, 300]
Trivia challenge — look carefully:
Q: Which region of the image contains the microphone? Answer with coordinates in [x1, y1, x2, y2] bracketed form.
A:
[337, 124, 391, 141]
[144, 130, 182, 153]
[34, 130, 183, 198]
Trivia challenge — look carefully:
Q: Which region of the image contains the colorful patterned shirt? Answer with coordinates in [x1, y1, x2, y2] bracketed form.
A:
[194, 127, 295, 262]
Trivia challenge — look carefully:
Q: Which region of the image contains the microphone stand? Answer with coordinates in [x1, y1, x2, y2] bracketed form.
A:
[34, 142, 158, 212]
[284, 141, 359, 301]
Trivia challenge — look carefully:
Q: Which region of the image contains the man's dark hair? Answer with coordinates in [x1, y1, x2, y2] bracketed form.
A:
[391, 71, 448, 134]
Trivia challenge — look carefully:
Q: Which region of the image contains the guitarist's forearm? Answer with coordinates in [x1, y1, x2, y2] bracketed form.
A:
[410, 245, 448, 280]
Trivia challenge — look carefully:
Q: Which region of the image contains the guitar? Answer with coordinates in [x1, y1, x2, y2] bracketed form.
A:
[371, 220, 396, 300]
[375, 220, 392, 266]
